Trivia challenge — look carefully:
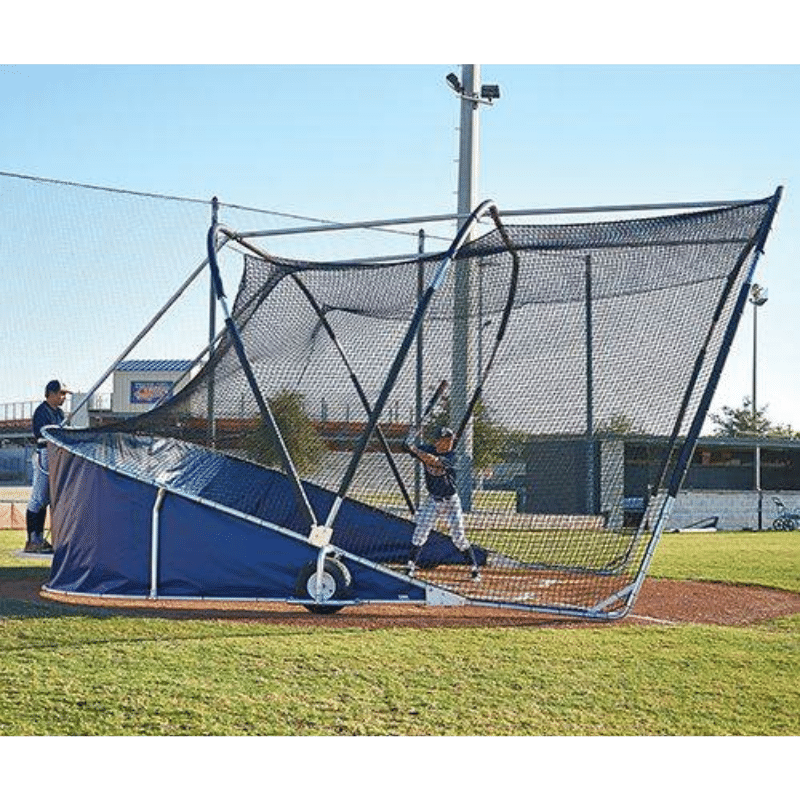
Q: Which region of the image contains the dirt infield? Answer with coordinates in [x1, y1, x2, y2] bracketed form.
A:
[3, 567, 799, 628]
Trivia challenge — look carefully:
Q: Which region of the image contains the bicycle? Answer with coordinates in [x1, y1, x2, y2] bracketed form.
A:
[770, 496, 800, 531]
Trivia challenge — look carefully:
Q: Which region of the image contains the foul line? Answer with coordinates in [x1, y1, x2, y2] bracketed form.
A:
[628, 613, 679, 626]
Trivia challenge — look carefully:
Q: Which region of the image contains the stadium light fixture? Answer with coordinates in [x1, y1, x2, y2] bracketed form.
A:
[749, 282, 768, 308]
[445, 71, 500, 106]
[445, 72, 462, 93]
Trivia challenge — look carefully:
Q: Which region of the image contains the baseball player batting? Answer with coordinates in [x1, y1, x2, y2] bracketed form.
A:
[403, 425, 481, 582]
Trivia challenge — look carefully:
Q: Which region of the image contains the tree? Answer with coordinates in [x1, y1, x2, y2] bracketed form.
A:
[243, 389, 327, 474]
[709, 396, 800, 439]
[428, 395, 526, 471]
[595, 413, 639, 435]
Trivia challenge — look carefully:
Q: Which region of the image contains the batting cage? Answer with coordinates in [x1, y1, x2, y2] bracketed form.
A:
[43, 189, 781, 618]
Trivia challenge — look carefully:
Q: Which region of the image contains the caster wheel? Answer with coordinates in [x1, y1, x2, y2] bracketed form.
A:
[295, 557, 352, 614]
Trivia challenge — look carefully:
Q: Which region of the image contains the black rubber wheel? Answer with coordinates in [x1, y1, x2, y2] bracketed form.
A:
[295, 558, 352, 615]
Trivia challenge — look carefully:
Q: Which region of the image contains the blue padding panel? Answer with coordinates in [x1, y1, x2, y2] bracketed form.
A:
[155, 492, 313, 597]
[46, 429, 482, 567]
[44, 432, 430, 602]
[48, 445, 154, 595]
[157, 492, 426, 600]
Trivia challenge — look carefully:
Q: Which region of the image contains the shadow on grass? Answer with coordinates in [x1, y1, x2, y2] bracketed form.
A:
[0, 595, 121, 620]
[0, 564, 309, 626]
[0, 561, 51, 580]
[0, 565, 120, 620]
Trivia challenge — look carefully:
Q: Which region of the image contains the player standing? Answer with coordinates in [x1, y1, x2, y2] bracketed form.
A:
[25, 379, 69, 553]
[403, 426, 481, 582]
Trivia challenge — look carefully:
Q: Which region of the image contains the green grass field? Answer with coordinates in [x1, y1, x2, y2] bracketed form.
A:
[650, 529, 800, 592]
[0, 527, 798, 737]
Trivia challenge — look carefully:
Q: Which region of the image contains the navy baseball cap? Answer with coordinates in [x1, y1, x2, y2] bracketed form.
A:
[436, 426, 454, 439]
[45, 380, 70, 396]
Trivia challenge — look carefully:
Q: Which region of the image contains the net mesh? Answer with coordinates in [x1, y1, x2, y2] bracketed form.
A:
[97, 195, 778, 616]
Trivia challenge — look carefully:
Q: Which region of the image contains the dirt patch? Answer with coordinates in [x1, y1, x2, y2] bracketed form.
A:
[634, 578, 800, 626]
[3, 571, 799, 628]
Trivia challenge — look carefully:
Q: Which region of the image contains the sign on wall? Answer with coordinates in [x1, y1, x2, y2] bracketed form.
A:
[129, 380, 174, 405]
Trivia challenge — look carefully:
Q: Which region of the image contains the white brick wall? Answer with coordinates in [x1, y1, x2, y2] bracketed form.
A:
[667, 490, 800, 531]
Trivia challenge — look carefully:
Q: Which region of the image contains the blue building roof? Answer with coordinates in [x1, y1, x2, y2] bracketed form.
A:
[116, 360, 192, 373]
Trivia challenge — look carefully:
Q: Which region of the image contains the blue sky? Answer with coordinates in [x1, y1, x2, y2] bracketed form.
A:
[2, 7, 799, 434]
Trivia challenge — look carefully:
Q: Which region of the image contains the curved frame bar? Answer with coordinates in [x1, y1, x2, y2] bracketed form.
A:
[453, 205, 520, 443]
[207, 200, 318, 530]
[324, 199, 501, 530]
[208, 223, 418, 516]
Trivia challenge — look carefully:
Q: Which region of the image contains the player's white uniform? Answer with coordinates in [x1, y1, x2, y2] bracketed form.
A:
[411, 444, 469, 550]
[412, 494, 469, 550]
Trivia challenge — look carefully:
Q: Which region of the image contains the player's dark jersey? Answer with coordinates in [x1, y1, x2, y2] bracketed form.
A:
[418, 444, 457, 499]
[32, 402, 64, 447]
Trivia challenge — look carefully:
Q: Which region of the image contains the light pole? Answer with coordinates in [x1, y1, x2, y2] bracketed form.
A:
[444, 65, 500, 510]
[749, 283, 768, 529]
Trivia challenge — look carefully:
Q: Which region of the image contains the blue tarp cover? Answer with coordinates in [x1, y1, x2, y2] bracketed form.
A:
[44, 430, 474, 600]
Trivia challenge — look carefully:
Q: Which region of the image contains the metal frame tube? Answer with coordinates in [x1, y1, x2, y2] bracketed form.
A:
[233, 197, 761, 241]
[149, 486, 167, 599]
[584, 255, 596, 515]
[207, 201, 318, 530]
[452, 206, 520, 443]
[66, 254, 212, 424]
[415, 229, 426, 507]
[622, 190, 783, 616]
[314, 544, 335, 602]
[218, 230, 417, 514]
[324, 199, 501, 530]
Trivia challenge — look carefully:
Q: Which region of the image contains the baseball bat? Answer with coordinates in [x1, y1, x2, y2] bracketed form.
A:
[406, 379, 449, 446]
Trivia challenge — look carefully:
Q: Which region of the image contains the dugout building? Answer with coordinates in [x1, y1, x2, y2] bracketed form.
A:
[512, 434, 800, 531]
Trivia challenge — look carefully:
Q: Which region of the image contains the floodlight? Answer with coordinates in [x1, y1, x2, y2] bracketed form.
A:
[481, 84, 500, 101]
[749, 283, 768, 306]
[445, 72, 462, 93]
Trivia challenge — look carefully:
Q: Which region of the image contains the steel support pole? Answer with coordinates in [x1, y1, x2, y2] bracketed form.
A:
[751, 290, 767, 529]
[585, 255, 596, 514]
[208, 259, 217, 449]
[66, 254, 211, 425]
[452, 64, 480, 511]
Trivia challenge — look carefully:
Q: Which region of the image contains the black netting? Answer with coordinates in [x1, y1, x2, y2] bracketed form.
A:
[97, 195, 777, 616]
